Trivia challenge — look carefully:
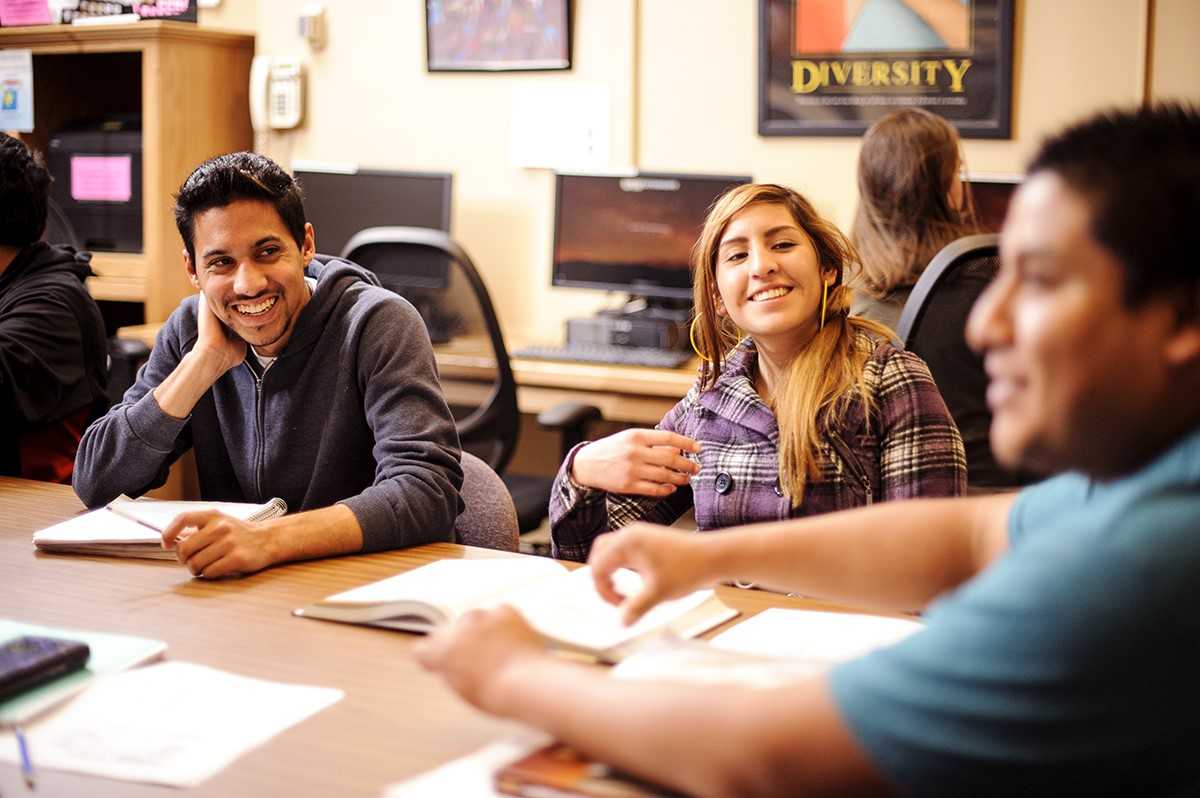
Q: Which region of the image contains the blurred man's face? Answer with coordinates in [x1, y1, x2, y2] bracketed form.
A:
[966, 172, 1185, 478]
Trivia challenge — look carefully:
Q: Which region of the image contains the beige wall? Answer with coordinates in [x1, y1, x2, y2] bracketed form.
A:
[1152, 0, 1200, 102]
[203, 0, 1197, 343]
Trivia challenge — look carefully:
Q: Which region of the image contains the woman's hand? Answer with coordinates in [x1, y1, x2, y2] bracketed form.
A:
[570, 429, 700, 497]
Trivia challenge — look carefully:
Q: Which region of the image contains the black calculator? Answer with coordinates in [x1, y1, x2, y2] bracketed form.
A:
[0, 636, 91, 703]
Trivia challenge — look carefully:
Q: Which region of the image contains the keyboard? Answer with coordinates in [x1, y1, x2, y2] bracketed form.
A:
[514, 344, 693, 368]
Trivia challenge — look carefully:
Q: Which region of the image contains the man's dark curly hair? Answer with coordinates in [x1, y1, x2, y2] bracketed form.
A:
[1027, 103, 1200, 315]
[0, 133, 50, 248]
[173, 151, 306, 261]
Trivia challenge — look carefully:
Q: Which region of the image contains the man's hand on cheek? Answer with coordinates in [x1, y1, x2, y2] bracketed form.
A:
[161, 510, 277, 578]
[194, 293, 246, 378]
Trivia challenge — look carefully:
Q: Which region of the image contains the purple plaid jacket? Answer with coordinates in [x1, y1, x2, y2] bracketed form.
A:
[550, 334, 966, 561]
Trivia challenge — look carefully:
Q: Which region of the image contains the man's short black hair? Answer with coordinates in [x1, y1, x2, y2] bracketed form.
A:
[0, 133, 51, 248]
[173, 151, 306, 261]
[1027, 103, 1200, 315]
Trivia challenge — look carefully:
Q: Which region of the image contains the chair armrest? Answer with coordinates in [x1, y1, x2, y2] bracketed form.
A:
[537, 402, 603, 459]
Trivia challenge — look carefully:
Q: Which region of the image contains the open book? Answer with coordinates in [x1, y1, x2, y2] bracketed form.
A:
[32, 495, 288, 560]
[294, 558, 738, 662]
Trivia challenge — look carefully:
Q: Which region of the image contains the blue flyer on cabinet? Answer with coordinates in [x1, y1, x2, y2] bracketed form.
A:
[0, 49, 34, 133]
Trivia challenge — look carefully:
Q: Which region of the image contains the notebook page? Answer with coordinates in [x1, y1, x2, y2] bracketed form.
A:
[112, 497, 286, 529]
[33, 506, 159, 545]
[709, 608, 923, 664]
[319, 558, 569, 619]
[495, 566, 713, 652]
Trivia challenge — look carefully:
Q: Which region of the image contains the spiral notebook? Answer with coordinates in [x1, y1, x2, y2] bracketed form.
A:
[32, 495, 288, 560]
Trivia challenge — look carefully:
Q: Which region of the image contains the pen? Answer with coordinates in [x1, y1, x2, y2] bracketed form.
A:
[105, 501, 165, 534]
[15, 724, 35, 790]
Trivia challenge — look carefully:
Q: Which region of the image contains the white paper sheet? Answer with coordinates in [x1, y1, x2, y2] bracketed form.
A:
[710, 608, 923, 664]
[0, 49, 34, 132]
[0, 661, 342, 787]
[496, 566, 715, 652]
[382, 736, 547, 798]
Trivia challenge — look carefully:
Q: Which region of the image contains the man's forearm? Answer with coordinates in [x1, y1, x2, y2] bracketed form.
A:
[152, 349, 227, 419]
[259, 502, 363, 567]
[698, 494, 1015, 612]
[488, 657, 888, 798]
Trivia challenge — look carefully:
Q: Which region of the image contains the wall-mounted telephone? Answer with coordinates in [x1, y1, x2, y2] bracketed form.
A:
[249, 55, 304, 131]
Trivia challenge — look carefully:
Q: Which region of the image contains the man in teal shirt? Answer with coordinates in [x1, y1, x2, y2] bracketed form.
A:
[416, 104, 1200, 797]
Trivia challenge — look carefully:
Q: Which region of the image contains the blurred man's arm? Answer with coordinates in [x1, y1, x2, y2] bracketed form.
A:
[591, 493, 1015, 624]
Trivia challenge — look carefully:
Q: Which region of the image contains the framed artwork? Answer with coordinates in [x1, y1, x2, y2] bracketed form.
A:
[426, 0, 572, 73]
[759, 0, 1013, 138]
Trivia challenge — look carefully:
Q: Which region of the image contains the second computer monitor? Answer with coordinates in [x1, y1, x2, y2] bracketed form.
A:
[294, 167, 453, 258]
[552, 172, 752, 302]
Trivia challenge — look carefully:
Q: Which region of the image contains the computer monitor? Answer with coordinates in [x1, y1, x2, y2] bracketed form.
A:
[294, 166, 454, 290]
[552, 171, 753, 304]
[967, 172, 1022, 233]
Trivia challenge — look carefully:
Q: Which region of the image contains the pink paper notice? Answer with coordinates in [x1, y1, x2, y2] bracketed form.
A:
[0, 0, 52, 26]
[71, 156, 133, 202]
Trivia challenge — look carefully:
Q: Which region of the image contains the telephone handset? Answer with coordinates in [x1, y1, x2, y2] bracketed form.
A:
[249, 55, 304, 131]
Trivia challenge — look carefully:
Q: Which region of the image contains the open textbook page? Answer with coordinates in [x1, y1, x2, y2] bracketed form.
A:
[295, 558, 737, 661]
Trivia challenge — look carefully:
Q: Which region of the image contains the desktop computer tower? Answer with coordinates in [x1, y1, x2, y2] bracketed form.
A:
[566, 314, 688, 350]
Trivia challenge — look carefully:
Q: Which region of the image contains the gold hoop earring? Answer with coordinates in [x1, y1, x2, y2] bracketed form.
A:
[689, 315, 713, 362]
[819, 280, 830, 330]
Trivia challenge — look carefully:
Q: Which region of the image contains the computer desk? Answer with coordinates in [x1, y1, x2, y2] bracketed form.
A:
[433, 335, 698, 425]
[0, 476, 848, 797]
[117, 325, 698, 425]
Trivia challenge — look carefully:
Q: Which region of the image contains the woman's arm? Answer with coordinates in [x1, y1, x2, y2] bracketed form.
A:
[874, 348, 968, 500]
[550, 388, 702, 561]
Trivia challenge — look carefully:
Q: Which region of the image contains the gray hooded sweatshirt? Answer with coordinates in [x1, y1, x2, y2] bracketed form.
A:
[74, 256, 464, 552]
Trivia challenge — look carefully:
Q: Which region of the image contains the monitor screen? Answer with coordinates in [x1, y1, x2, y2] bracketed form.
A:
[552, 172, 752, 301]
[967, 173, 1022, 233]
[294, 167, 453, 291]
[295, 167, 452, 254]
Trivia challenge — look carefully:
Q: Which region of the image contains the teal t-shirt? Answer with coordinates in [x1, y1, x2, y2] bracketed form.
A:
[830, 426, 1200, 797]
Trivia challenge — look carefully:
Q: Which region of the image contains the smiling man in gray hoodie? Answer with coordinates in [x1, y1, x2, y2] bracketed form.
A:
[74, 152, 463, 578]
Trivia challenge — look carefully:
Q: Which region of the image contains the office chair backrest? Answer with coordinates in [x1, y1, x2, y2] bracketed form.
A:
[894, 233, 999, 347]
[341, 226, 521, 473]
[43, 196, 83, 250]
[455, 451, 519, 551]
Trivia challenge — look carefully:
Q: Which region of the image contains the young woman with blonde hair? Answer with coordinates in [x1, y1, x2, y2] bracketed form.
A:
[550, 183, 965, 561]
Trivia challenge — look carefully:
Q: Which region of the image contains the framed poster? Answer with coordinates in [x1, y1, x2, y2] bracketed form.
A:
[426, 0, 572, 73]
[759, 0, 1013, 138]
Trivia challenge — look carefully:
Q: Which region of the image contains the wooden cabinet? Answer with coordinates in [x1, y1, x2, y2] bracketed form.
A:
[0, 21, 254, 322]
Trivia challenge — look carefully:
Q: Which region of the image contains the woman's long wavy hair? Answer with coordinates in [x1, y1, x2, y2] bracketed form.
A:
[691, 184, 891, 506]
[850, 108, 978, 300]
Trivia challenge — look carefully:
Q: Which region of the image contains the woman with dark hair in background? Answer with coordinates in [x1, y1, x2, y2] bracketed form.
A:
[851, 108, 1022, 488]
[549, 182, 966, 562]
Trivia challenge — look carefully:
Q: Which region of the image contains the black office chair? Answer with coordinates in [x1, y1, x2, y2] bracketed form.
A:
[894, 233, 998, 347]
[43, 196, 83, 250]
[894, 233, 1032, 490]
[44, 197, 147, 409]
[341, 226, 601, 537]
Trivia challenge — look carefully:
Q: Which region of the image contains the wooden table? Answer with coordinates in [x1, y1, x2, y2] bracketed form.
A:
[0, 477, 830, 797]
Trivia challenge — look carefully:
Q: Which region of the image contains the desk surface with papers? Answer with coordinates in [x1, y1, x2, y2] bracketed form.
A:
[0, 476, 854, 797]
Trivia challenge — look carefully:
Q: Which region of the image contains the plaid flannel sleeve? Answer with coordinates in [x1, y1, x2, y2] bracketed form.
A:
[549, 386, 700, 562]
[875, 348, 968, 500]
